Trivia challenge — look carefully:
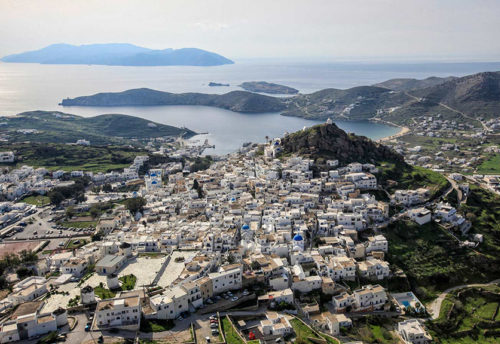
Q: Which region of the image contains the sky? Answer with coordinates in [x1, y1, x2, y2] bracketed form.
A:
[0, 0, 499, 62]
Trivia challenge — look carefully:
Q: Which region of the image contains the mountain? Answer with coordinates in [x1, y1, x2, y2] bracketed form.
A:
[58, 71, 500, 123]
[239, 81, 299, 94]
[0, 111, 195, 144]
[280, 122, 404, 165]
[61, 88, 286, 113]
[1, 43, 234, 66]
[410, 71, 500, 119]
[281, 86, 412, 120]
[374, 76, 457, 91]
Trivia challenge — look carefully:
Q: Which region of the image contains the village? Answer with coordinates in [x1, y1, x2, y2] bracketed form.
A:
[383, 113, 500, 195]
[0, 125, 488, 344]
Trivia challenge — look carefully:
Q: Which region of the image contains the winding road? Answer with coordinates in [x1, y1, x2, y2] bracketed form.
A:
[428, 279, 500, 319]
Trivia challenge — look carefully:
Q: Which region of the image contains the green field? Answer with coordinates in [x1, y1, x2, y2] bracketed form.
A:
[94, 285, 117, 299]
[378, 163, 450, 200]
[59, 220, 97, 229]
[476, 154, 500, 174]
[385, 221, 495, 301]
[118, 274, 137, 290]
[289, 318, 339, 344]
[222, 317, 245, 344]
[339, 317, 397, 344]
[140, 318, 175, 333]
[20, 195, 50, 207]
[0, 142, 146, 173]
[430, 286, 500, 343]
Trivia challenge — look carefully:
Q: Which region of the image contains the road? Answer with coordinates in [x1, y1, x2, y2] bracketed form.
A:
[402, 90, 490, 132]
[445, 176, 465, 205]
[428, 279, 500, 319]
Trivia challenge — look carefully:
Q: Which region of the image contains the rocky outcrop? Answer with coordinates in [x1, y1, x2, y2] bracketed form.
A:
[280, 123, 404, 164]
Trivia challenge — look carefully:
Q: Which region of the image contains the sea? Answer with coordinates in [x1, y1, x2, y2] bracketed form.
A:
[1, 60, 499, 155]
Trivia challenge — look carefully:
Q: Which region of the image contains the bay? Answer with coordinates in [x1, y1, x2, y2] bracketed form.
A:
[1, 60, 499, 154]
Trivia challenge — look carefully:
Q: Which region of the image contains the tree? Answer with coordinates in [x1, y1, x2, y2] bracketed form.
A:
[125, 197, 146, 215]
[192, 179, 200, 190]
[102, 184, 113, 193]
[75, 193, 86, 204]
[20, 250, 37, 263]
[91, 230, 105, 242]
[16, 266, 33, 279]
[90, 205, 101, 218]
[65, 206, 75, 219]
[48, 191, 65, 205]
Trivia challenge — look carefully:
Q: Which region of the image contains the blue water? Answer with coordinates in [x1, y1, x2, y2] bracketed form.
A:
[0, 60, 498, 154]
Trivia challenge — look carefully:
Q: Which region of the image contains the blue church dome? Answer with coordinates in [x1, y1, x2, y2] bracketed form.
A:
[242, 224, 250, 230]
[293, 234, 303, 241]
[151, 180, 157, 184]
[151, 173, 157, 177]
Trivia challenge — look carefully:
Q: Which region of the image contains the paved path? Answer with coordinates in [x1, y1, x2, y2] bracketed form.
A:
[428, 279, 500, 319]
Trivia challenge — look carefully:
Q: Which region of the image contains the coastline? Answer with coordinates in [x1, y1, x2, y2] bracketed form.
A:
[371, 118, 410, 142]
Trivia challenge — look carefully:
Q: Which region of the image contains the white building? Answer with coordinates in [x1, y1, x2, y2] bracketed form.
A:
[95, 294, 141, 331]
[0, 312, 56, 343]
[8, 277, 47, 306]
[0, 152, 14, 163]
[397, 319, 432, 344]
[260, 312, 294, 336]
[407, 208, 432, 225]
[208, 265, 242, 295]
[353, 284, 387, 312]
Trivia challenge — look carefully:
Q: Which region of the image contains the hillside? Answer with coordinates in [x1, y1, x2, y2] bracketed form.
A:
[374, 76, 456, 91]
[0, 111, 195, 144]
[59, 71, 500, 122]
[239, 81, 299, 94]
[282, 86, 412, 120]
[1, 43, 234, 66]
[61, 88, 287, 113]
[410, 71, 500, 119]
[279, 122, 404, 164]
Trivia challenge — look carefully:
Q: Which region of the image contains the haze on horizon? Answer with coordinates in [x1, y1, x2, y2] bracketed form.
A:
[0, 0, 499, 62]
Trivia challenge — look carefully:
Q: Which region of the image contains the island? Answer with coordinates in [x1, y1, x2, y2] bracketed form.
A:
[239, 81, 299, 94]
[1, 43, 234, 67]
[60, 88, 286, 113]
[59, 71, 500, 124]
[208, 82, 230, 87]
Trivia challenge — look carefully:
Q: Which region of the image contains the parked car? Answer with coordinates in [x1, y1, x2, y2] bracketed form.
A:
[85, 323, 91, 331]
[242, 289, 249, 296]
[210, 323, 218, 329]
[231, 296, 239, 302]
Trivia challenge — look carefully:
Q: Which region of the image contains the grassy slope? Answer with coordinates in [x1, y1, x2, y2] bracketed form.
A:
[0, 111, 195, 144]
[476, 154, 500, 175]
[0, 142, 146, 172]
[429, 285, 500, 343]
[378, 162, 450, 199]
[386, 184, 500, 302]
[385, 221, 492, 301]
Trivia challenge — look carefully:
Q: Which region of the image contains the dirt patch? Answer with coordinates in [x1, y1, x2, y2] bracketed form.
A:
[0, 241, 40, 258]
